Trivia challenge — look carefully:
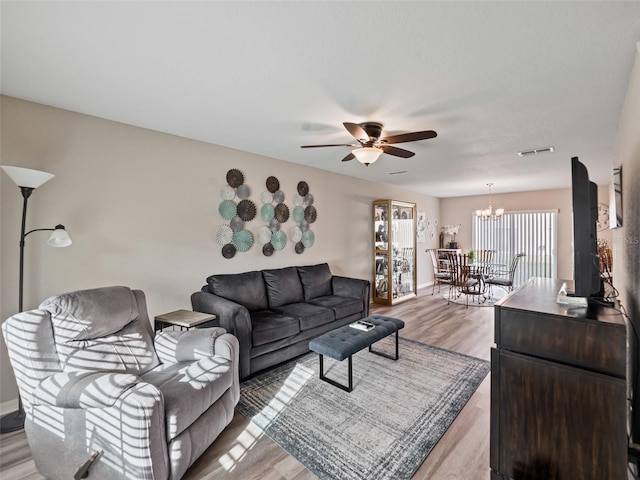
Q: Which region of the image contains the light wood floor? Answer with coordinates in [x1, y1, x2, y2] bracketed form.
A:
[0, 286, 495, 480]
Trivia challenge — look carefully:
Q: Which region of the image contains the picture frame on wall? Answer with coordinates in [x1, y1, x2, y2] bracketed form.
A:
[417, 211, 426, 243]
[610, 166, 622, 229]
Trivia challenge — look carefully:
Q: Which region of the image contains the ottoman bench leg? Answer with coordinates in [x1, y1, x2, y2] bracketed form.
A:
[368, 330, 400, 360]
[318, 354, 353, 393]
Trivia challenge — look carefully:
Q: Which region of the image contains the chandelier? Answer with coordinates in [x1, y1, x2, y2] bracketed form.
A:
[475, 183, 504, 220]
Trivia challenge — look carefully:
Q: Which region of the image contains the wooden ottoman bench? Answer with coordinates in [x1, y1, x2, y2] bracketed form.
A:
[308, 314, 405, 392]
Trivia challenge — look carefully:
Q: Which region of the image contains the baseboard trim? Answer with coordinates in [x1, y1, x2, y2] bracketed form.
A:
[370, 283, 435, 301]
[0, 398, 19, 416]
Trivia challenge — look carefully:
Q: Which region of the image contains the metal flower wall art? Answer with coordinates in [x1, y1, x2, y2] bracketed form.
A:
[216, 171, 316, 258]
[216, 169, 255, 258]
[258, 175, 289, 256]
[291, 181, 316, 254]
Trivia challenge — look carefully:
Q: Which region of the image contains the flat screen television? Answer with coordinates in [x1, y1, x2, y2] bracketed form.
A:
[570, 156, 603, 298]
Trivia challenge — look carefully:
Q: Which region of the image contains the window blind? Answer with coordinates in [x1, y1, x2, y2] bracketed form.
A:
[472, 210, 557, 287]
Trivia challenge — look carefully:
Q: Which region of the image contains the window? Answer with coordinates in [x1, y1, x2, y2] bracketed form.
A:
[472, 210, 557, 287]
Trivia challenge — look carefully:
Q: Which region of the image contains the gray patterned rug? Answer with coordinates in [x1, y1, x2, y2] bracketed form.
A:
[237, 336, 490, 480]
[442, 289, 508, 307]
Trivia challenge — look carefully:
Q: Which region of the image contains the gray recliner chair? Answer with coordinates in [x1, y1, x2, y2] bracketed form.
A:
[1, 286, 239, 480]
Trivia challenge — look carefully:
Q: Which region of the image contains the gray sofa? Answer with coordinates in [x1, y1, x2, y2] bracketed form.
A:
[191, 263, 370, 379]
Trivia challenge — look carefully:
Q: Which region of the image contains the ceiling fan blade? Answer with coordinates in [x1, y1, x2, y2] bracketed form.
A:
[381, 130, 437, 144]
[380, 145, 415, 158]
[343, 122, 369, 142]
[341, 153, 355, 162]
[300, 143, 356, 148]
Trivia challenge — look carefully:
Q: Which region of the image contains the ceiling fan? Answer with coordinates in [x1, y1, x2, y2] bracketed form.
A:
[301, 122, 437, 166]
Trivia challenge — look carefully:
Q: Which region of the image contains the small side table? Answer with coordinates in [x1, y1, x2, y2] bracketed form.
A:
[154, 309, 215, 331]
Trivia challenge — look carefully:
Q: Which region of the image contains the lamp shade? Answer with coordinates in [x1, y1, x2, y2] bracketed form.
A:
[47, 225, 72, 247]
[1, 166, 55, 189]
[352, 147, 383, 166]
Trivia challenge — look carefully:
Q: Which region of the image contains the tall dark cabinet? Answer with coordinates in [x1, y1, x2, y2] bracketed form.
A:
[491, 278, 627, 480]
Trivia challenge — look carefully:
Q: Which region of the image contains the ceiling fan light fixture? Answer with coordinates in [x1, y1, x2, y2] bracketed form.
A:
[352, 147, 383, 166]
[301, 121, 436, 164]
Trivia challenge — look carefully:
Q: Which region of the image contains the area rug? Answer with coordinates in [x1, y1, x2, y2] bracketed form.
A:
[442, 291, 506, 307]
[237, 337, 490, 480]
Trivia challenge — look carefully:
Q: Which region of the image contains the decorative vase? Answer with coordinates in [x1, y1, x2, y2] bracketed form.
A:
[439, 232, 444, 248]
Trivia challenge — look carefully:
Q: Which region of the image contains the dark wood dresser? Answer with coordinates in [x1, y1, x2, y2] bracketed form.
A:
[490, 277, 627, 480]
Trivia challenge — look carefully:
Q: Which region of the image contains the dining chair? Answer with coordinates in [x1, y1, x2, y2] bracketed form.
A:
[446, 252, 482, 308]
[427, 249, 451, 294]
[486, 252, 526, 296]
[475, 249, 496, 276]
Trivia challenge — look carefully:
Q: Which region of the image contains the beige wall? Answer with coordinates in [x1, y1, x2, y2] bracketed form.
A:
[613, 41, 640, 323]
[612, 42, 640, 439]
[0, 95, 441, 405]
[440, 185, 613, 282]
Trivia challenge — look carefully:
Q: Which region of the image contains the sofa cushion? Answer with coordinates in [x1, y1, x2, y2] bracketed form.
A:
[262, 267, 304, 308]
[141, 356, 233, 441]
[207, 271, 268, 312]
[51, 320, 161, 374]
[42, 286, 160, 374]
[250, 311, 300, 347]
[272, 302, 335, 331]
[297, 263, 333, 301]
[41, 286, 138, 341]
[309, 295, 363, 320]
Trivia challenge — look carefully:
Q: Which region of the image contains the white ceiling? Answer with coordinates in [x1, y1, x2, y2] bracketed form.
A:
[2, 1, 639, 198]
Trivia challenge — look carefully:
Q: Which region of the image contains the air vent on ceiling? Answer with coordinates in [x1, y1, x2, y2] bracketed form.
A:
[389, 170, 408, 175]
[518, 146, 555, 157]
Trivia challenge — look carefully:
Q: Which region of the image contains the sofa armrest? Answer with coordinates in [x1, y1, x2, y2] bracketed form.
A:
[332, 276, 371, 317]
[209, 333, 240, 405]
[32, 371, 143, 409]
[154, 327, 228, 364]
[191, 290, 252, 379]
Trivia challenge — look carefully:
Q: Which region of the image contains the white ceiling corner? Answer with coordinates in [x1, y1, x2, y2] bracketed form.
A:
[2, 1, 639, 197]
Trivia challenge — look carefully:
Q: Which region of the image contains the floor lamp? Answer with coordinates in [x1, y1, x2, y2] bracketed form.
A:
[0, 166, 72, 433]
